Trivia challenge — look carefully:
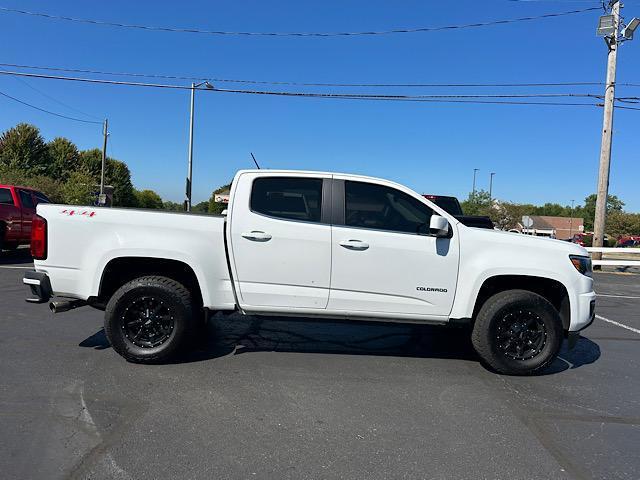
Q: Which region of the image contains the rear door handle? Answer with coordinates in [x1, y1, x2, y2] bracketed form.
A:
[339, 239, 369, 251]
[241, 231, 272, 242]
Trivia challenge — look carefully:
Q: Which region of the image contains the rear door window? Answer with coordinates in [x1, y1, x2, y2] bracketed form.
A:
[18, 190, 35, 209]
[250, 177, 323, 223]
[0, 188, 14, 205]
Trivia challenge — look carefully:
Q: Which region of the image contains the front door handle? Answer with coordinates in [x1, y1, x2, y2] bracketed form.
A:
[241, 231, 272, 242]
[339, 239, 369, 251]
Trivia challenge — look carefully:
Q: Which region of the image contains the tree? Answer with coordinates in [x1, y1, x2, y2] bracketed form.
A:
[62, 170, 97, 206]
[606, 212, 640, 238]
[135, 189, 164, 209]
[162, 201, 184, 211]
[47, 137, 80, 180]
[460, 189, 491, 216]
[108, 160, 136, 207]
[192, 201, 209, 213]
[78, 149, 137, 207]
[78, 148, 102, 176]
[0, 123, 50, 175]
[489, 202, 528, 231]
[208, 183, 232, 215]
[582, 193, 624, 231]
[0, 165, 65, 202]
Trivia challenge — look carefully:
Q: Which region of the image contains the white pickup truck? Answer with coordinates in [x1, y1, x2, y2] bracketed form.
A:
[23, 170, 595, 374]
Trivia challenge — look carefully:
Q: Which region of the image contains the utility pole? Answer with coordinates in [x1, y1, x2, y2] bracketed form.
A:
[99, 118, 108, 206]
[185, 81, 213, 212]
[472, 168, 479, 196]
[185, 83, 196, 212]
[569, 199, 575, 239]
[593, 0, 620, 256]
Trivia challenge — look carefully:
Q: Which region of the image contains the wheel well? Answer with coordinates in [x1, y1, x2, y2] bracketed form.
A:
[473, 275, 570, 330]
[98, 257, 203, 309]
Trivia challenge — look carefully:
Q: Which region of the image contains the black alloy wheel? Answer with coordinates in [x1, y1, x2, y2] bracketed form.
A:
[121, 296, 175, 348]
[495, 309, 547, 361]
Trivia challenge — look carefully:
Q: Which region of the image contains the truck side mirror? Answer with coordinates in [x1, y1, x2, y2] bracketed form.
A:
[429, 215, 449, 238]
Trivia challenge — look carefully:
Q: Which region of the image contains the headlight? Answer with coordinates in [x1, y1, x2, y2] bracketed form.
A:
[570, 255, 592, 277]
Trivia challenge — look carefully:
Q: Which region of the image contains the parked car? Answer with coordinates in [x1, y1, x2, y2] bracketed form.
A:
[0, 184, 50, 251]
[422, 194, 495, 229]
[616, 236, 640, 248]
[23, 170, 595, 375]
[571, 233, 614, 248]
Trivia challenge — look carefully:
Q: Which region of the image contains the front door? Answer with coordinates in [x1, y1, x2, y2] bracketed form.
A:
[229, 173, 332, 309]
[329, 179, 459, 318]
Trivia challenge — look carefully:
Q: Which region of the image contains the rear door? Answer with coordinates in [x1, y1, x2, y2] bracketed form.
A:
[0, 187, 22, 241]
[228, 172, 332, 309]
[17, 189, 36, 240]
[328, 179, 459, 318]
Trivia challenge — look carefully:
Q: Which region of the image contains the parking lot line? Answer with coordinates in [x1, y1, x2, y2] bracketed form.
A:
[596, 314, 640, 335]
[0, 265, 32, 269]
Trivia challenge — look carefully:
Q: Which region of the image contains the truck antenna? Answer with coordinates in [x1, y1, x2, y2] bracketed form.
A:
[250, 152, 261, 169]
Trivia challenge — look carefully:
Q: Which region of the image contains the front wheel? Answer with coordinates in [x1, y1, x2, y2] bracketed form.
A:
[104, 276, 195, 363]
[471, 289, 563, 375]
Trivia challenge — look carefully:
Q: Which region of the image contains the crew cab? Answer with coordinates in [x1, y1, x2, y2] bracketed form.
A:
[23, 170, 595, 374]
[0, 184, 50, 251]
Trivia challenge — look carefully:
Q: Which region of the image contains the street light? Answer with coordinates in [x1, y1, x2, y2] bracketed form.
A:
[597, 14, 616, 37]
[622, 17, 640, 40]
[185, 80, 214, 212]
[489, 172, 496, 202]
[472, 168, 479, 196]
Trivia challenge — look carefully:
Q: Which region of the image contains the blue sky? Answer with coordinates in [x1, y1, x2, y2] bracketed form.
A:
[1, 0, 639, 210]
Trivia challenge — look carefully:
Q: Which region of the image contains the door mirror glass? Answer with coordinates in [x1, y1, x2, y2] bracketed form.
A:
[429, 215, 449, 237]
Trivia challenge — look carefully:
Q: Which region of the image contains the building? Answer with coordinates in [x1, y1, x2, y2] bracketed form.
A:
[519, 216, 584, 240]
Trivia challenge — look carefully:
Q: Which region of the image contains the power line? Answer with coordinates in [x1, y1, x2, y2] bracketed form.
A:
[12, 76, 102, 120]
[0, 69, 608, 100]
[615, 105, 640, 111]
[0, 62, 620, 88]
[0, 70, 619, 109]
[0, 89, 103, 124]
[0, 5, 602, 37]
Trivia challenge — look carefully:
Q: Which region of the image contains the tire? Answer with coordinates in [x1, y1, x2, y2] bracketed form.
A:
[471, 289, 563, 375]
[104, 275, 195, 363]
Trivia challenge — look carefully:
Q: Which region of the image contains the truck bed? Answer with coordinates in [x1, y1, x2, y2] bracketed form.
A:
[34, 204, 236, 309]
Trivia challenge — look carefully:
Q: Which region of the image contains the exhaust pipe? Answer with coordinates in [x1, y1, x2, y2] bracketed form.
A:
[49, 299, 87, 314]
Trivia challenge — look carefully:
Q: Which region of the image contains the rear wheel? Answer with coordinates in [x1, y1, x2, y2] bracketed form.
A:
[471, 289, 563, 375]
[104, 275, 195, 363]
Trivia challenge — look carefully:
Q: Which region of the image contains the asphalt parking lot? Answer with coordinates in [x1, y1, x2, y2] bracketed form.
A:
[1, 248, 639, 480]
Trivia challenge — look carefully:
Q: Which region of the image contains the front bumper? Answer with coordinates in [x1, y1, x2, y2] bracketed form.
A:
[567, 293, 596, 349]
[23, 270, 52, 303]
[571, 291, 596, 332]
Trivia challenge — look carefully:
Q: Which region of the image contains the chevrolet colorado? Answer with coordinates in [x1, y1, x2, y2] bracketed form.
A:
[23, 170, 595, 374]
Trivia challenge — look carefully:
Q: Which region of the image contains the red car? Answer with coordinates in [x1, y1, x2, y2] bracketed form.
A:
[617, 236, 640, 247]
[0, 185, 50, 251]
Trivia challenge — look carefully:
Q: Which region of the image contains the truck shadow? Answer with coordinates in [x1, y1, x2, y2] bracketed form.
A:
[79, 313, 601, 374]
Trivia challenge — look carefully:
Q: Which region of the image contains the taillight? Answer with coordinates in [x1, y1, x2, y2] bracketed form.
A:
[31, 214, 47, 260]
